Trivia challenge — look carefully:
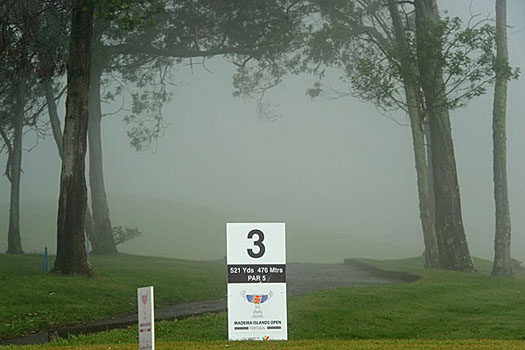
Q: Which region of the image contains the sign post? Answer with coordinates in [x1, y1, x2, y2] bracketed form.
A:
[227, 223, 287, 341]
[137, 286, 154, 350]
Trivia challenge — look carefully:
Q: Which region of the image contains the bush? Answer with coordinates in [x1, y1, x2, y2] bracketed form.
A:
[112, 226, 142, 245]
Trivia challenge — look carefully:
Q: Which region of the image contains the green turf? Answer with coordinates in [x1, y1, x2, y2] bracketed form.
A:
[43, 255, 525, 346]
[4, 339, 525, 350]
[0, 253, 225, 339]
[2, 254, 525, 347]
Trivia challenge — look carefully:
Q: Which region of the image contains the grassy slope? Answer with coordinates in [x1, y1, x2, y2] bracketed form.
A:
[36, 256, 525, 348]
[0, 254, 225, 339]
[0, 195, 418, 262]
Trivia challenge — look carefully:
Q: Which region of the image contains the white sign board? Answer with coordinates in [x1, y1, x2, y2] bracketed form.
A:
[137, 286, 155, 350]
[227, 223, 287, 341]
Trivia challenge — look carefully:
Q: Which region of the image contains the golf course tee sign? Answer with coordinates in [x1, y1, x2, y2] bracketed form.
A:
[227, 223, 287, 341]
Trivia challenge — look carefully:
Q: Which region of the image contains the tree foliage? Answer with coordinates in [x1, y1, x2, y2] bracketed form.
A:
[112, 225, 142, 245]
[97, 0, 309, 147]
[300, 1, 519, 114]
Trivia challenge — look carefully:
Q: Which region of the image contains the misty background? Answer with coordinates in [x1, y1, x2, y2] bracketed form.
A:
[0, 0, 524, 262]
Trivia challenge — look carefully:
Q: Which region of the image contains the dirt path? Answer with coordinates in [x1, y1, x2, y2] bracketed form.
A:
[1, 261, 413, 345]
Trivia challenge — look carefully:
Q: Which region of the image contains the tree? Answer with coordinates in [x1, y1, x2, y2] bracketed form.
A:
[2, 0, 305, 261]
[304, 0, 440, 267]
[387, 0, 439, 268]
[0, 0, 50, 254]
[0, 80, 26, 255]
[4, 79, 25, 254]
[34, 0, 306, 257]
[45, 79, 102, 252]
[35, 3, 108, 254]
[53, 0, 94, 275]
[414, 0, 474, 271]
[73, 0, 307, 254]
[0, 1, 27, 255]
[491, 0, 513, 277]
[1, 79, 48, 254]
[87, 56, 118, 255]
[43, 0, 304, 264]
[251, 0, 496, 270]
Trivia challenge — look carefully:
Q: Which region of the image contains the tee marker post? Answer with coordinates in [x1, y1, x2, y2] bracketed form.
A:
[138, 286, 154, 350]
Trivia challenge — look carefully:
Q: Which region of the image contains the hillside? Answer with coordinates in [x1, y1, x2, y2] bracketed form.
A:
[0, 194, 418, 262]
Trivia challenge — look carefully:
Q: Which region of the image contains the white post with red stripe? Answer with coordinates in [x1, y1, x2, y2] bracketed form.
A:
[138, 286, 154, 350]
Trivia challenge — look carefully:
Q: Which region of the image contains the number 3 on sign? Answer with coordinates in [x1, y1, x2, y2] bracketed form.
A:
[247, 229, 265, 258]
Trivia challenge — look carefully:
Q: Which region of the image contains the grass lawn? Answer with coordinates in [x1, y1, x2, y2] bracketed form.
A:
[2, 254, 525, 349]
[46, 256, 525, 346]
[0, 254, 225, 339]
[3, 340, 525, 350]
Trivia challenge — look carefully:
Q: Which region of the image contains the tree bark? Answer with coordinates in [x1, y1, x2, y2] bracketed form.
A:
[53, 0, 93, 275]
[422, 120, 436, 225]
[491, 0, 512, 277]
[414, 0, 475, 271]
[88, 66, 117, 255]
[388, 1, 439, 268]
[44, 80, 64, 159]
[6, 80, 25, 255]
[45, 80, 97, 247]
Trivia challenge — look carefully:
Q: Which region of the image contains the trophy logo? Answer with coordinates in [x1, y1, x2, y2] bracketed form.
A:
[241, 291, 274, 318]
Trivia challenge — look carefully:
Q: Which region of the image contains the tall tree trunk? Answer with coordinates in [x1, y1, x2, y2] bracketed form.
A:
[388, 1, 439, 268]
[422, 121, 436, 225]
[491, 0, 512, 277]
[88, 66, 117, 254]
[53, 0, 93, 275]
[6, 80, 25, 254]
[423, 121, 438, 259]
[44, 80, 64, 159]
[414, 0, 475, 271]
[45, 80, 98, 248]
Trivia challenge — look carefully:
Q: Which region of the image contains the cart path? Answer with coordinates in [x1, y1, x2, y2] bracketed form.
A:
[0, 261, 417, 345]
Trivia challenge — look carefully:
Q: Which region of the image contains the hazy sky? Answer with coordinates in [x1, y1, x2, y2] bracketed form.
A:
[1, 0, 524, 260]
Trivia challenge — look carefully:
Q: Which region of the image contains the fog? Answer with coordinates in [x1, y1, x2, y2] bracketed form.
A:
[1, 0, 524, 261]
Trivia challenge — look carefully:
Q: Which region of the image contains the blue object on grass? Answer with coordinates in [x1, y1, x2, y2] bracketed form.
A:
[42, 246, 50, 273]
